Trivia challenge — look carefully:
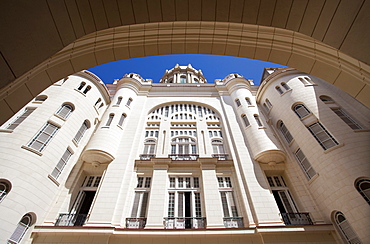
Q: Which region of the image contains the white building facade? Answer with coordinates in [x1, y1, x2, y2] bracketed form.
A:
[0, 65, 369, 244]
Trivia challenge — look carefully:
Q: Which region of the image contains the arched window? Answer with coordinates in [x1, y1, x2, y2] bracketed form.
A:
[35, 95, 47, 102]
[180, 75, 186, 83]
[6, 108, 35, 130]
[77, 82, 86, 90]
[319, 96, 333, 103]
[266, 99, 272, 108]
[235, 99, 241, 107]
[105, 114, 114, 126]
[194, 78, 199, 83]
[94, 98, 101, 108]
[56, 104, 73, 119]
[293, 104, 311, 119]
[212, 140, 226, 159]
[106, 114, 114, 126]
[83, 85, 91, 94]
[355, 178, 370, 204]
[275, 86, 284, 94]
[241, 114, 250, 127]
[73, 120, 89, 143]
[281, 82, 290, 90]
[333, 211, 361, 244]
[254, 114, 263, 127]
[118, 114, 126, 126]
[116, 97, 122, 105]
[170, 137, 197, 160]
[127, 98, 133, 106]
[143, 140, 156, 155]
[278, 121, 293, 144]
[8, 213, 34, 244]
[245, 97, 252, 105]
[0, 179, 11, 202]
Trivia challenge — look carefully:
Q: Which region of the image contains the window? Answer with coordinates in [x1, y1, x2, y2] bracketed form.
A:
[77, 82, 86, 90]
[265, 99, 272, 108]
[35, 95, 47, 102]
[333, 211, 361, 244]
[217, 177, 242, 227]
[0, 179, 11, 202]
[254, 114, 263, 127]
[235, 99, 241, 107]
[127, 98, 133, 106]
[6, 108, 35, 130]
[276, 86, 284, 94]
[295, 148, 317, 180]
[278, 121, 293, 143]
[8, 213, 33, 244]
[106, 114, 114, 126]
[83, 85, 91, 94]
[130, 192, 149, 219]
[212, 139, 224, 153]
[50, 148, 73, 179]
[242, 114, 250, 127]
[56, 104, 73, 119]
[143, 140, 156, 155]
[331, 108, 362, 130]
[118, 114, 126, 126]
[281, 82, 290, 90]
[73, 121, 89, 143]
[28, 122, 59, 152]
[298, 76, 313, 85]
[307, 122, 338, 150]
[245, 97, 252, 106]
[355, 178, 370, 205]
[293, 104, 311, 119]
[319, 96, 333, 103]
[171, 137, 197, 159]
[116, 97, 122, 105]
[180, 75, 186, 83]
[167, 177, 203, 228]
[94, 98, 101, 107]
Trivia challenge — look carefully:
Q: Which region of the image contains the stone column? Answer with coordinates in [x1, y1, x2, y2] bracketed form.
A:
[145, 161, 169, 228]
[201, 160, 224, 228]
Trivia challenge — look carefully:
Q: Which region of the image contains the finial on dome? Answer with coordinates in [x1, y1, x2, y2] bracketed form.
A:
[175, 64, 180, 68]
[187, 64, 192, 68]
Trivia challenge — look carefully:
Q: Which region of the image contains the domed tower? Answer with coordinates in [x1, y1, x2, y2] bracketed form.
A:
[160, 64, 207, 84]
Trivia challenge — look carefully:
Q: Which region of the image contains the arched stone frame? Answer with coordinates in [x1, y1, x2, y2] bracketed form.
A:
[0, 21, 369, 125]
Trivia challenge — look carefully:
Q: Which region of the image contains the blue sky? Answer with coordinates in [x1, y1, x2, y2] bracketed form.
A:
[88, 54, 287, 85]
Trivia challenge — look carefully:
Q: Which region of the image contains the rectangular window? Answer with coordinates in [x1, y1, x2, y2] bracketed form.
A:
[331, 108, 361, 130]
[51, 148, 73, 179]
[6, 108, 35, 130]
[242, 115, 250, 127]
[168, 193, 175, 217]
[307, 122, 338, 150]
[28, 122, 59, 151]
[131, 192, 149, 218]
[73, 122, 88, 143]
[295, 148, 317, 180]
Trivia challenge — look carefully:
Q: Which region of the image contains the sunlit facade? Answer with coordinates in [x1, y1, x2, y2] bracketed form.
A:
[0, 65, 369, 244]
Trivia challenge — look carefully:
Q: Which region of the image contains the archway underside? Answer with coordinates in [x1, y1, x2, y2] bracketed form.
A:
[0, 21, 369, 125]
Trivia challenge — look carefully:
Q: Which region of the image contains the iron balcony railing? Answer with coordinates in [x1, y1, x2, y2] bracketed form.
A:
[139, 154, 155, 160]
[223, 217, 244, 228]
[55, 213, 88, 226]
[164, 217, 206, 229]
[212, 154, 229, 160]
[168, 154, 199, 160]
[126, 218, 147, 229]
[281, 213, 313, 225]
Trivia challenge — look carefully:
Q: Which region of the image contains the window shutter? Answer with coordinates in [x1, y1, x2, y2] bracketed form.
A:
[220, 192, 230, 217]
[178, 192, 183, 217]
[8, 222, 28, 243]
[131, 192, 141, 217]
[139, 192, 149, 218]
[278, 191, 295, 213]
[7, 108, 35, 130]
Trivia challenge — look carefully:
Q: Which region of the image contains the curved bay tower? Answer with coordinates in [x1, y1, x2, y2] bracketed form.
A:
[0, 65, 369, 244]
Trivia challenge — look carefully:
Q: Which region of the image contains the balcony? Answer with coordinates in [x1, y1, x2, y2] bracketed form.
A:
[281, 213, 313, 225]
[223, 217, 244, 228]
[139, 154, 155, 160]
[55, 214, 88, 226]
[212, 154, 229, 160]
[164, 217, 206, 229]
[169, 154, 199, 160]
[126, 218, 147, 229]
